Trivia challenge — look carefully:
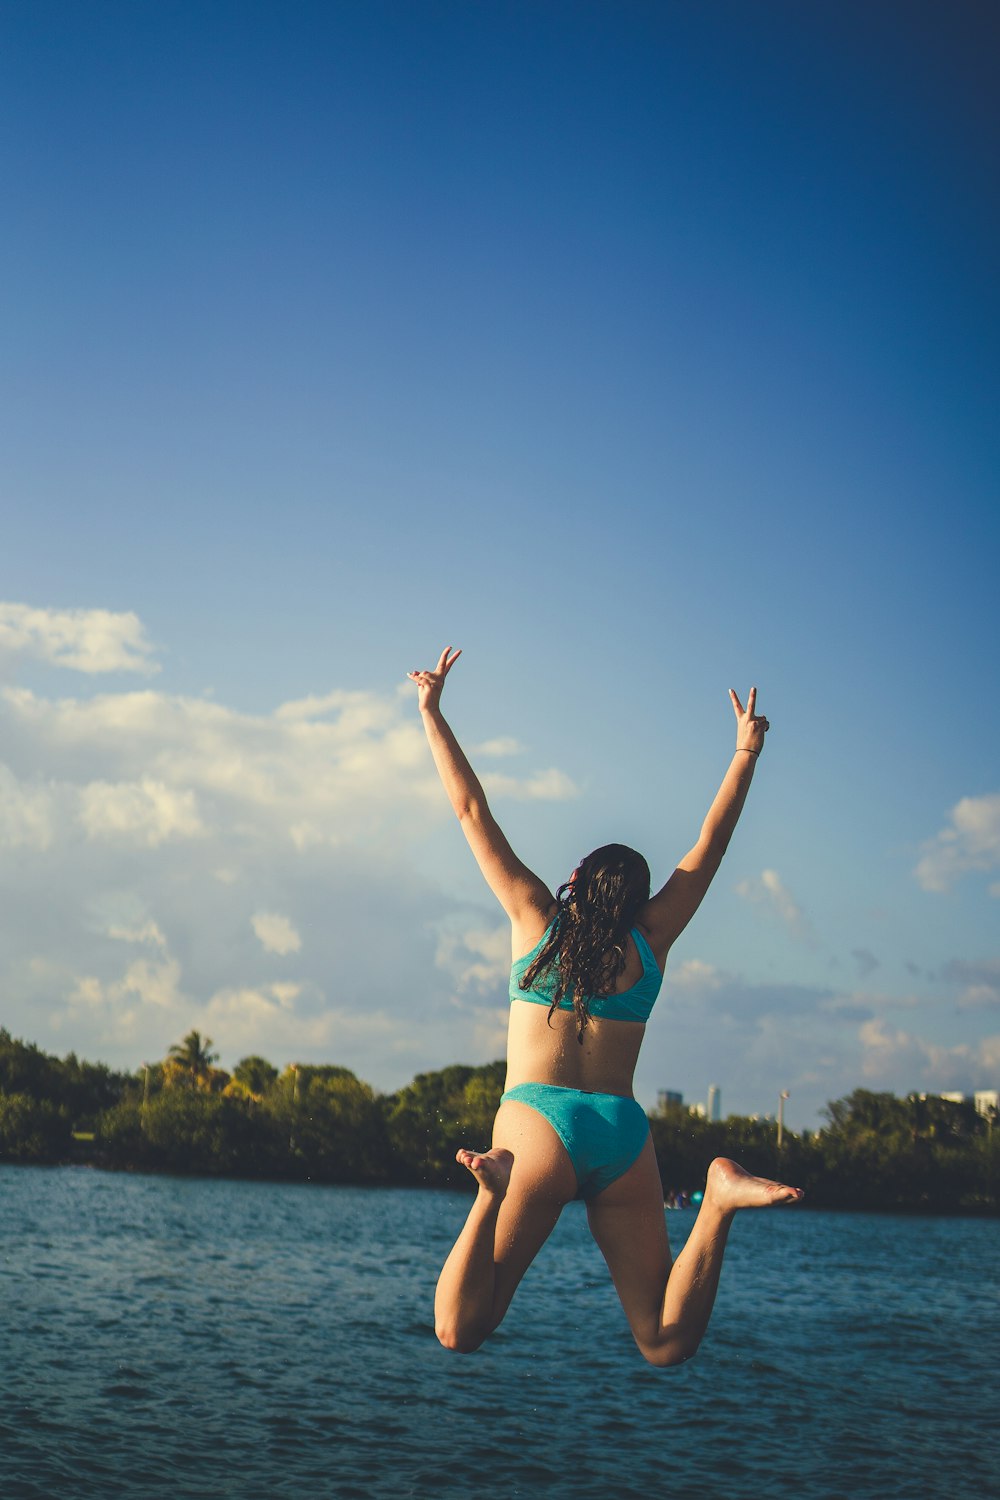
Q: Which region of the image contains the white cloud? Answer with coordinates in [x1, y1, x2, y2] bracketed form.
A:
[669, 957, 724, 992]
[943, 958, 1000, 1010]
[482, 768, 579, 801]
[735, 868, 813, 941]
[915, 793, 1000, 893]
[633, 954, 946, 1125]
[200, 987, 406, 1065]
[79, 778, 204, 846]
[435, 924, 510, 993]
[108, 920, 167, 948]
[0, 602, 158, 675]
[0, 764, 56, 850]
[636, 958, 836, 1121]
[857, 1018, 1000, 1093]
[68, 955, 184, 1016]
[274, 690, 395, 727]
[474, 737, 522, 758]
[0, 606, 581, 1087]
[251, 911, 302, 956]
[463, 1005, 509, 1063]
[270, 982, 301, 1008]
[206, 984, 299, 1026]
[2, 678, 576, 847]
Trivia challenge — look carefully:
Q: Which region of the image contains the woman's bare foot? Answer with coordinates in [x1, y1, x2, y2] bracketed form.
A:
[455, 1146, 514, 1198]
[704, 1156, 804, 1213]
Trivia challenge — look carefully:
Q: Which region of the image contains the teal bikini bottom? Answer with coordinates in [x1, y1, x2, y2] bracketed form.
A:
[500, 1082, 650, 1199]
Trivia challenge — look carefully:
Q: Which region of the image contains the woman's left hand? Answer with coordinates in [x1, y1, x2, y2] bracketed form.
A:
[408, 646, 462, 714]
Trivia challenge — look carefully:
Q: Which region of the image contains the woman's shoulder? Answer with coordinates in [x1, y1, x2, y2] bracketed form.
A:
[511, 903, 560, 966]
[632, 909, 670, 971]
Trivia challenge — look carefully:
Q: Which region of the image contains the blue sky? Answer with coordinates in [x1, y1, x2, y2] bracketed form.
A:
[1, 1, 997, 1128]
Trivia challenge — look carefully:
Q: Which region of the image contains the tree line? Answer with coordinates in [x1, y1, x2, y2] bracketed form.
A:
[1, 1027, 996, 1212]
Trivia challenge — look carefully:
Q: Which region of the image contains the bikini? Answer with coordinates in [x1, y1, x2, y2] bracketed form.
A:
[501, 923, 664, 1199]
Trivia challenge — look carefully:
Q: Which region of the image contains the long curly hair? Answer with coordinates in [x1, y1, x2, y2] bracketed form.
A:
[519, 843, 651, 1040]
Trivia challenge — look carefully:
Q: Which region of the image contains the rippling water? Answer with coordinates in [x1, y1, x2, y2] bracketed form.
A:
[1, 1165, 997, 1499]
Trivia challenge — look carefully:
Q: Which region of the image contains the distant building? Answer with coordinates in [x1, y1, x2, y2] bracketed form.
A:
[689, 1102, 707, 1119]
[658, 1090, 683, 1111]
[919, 1091, 999, 1123]
[707, 1085, 721, 1123]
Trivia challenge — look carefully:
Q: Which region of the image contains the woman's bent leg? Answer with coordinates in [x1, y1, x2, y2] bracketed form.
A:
[587, 1145, 803, 1368]
[434, 1099, 578, 1353]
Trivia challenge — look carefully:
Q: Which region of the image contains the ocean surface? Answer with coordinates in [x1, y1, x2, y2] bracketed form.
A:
[1, 1165, 997, 1500]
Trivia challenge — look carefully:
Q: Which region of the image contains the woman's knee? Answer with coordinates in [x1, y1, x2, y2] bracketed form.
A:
[435, 1317, 489, 1354]
[640, 1335, 699, 1369]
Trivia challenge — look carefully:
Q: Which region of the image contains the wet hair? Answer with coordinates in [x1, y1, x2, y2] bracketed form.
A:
[519, 843, 651, 1041]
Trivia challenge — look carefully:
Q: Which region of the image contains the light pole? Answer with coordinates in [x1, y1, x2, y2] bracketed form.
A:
[777, 1090, 790, 1150]
[288, 1064, 299, 1154]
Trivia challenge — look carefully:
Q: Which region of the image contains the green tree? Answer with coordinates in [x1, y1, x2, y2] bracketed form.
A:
[0, 1092, 71, 1161]
[384, 1061, 505, 1187]
[138, 1090, 260, 1174]
[0, 1029, 130, 1146]
[230, 1055, 279, 1098]
[165, 1030, 219, 1090]
[267, 1065, 390, 1182]
[0, 1028, 62, 1100]
[96, 1098, 148, 1166]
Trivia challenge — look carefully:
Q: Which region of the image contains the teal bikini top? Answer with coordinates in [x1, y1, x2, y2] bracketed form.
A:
[509, 922, 663, 1023]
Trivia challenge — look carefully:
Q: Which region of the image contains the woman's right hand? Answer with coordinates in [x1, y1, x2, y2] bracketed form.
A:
[730, 686, 770, 756]
[408, 646, 462, 714]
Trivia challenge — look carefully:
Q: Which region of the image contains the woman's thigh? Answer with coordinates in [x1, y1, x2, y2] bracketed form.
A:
[585, 1137, 673, 1342]
[484, 1099, 579, 1316]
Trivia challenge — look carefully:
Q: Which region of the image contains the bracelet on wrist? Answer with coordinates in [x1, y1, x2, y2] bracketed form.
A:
[737, 747, 759, 758]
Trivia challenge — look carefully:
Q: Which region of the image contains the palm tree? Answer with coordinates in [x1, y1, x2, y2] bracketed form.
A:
[165, 1030, 218, 1090]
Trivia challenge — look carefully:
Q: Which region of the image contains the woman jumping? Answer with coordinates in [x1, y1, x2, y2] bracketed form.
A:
[409, 648, 803, 1366]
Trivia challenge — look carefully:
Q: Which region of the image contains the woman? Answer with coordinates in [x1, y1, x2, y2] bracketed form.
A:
[409, 647, 802, 1366]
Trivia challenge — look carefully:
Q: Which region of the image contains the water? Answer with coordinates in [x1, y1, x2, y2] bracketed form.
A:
[1, 1166, 997, 1500]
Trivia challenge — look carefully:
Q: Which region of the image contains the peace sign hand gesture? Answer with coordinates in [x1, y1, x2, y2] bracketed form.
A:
[408, 647, 462, 715]
[729, 686, 770, 757]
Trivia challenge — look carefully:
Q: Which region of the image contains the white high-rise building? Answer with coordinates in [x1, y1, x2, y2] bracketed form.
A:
[707, 1085, 721, 1123]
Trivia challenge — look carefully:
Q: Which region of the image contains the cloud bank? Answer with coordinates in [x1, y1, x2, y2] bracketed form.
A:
[3, 601, 995, 1128]
[0, 602, 158, 676]
[735, 868, 814, 943]
[915, 793, 1000, 893]
[635, 955, 1000, 1127]
[0, 603, 577, 1087]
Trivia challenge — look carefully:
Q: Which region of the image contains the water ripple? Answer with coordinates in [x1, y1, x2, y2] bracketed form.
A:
[1, 1166, 998, 1498]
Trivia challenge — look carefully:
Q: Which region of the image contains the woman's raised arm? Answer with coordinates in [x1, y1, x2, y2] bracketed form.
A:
[409, 648, 554, 930]
[641, 687, 770, 963]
